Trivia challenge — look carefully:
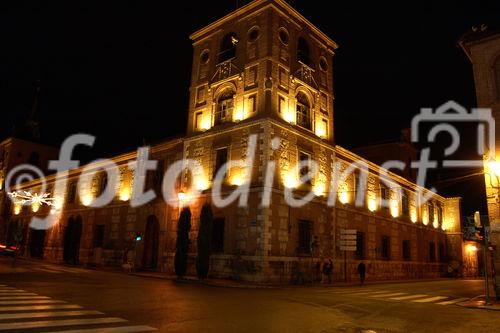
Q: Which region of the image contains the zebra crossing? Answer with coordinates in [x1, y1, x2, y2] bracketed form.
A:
[0, 284, 157, 332]
[315, 287, 470, 306]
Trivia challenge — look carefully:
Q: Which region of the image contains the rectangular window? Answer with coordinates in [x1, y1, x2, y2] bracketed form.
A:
[246, 94, 256, 113]
[380, 183, 389, 212]
[215, 98, 233, 125]
[381, 236, 390, 260]
[214, 148, 228, 179]
[67, 182, 77, 204]
[429, 241, 436, 262]
[98, 174, 108, 196]
[356, 232, 365, 259]
[94, 225, 105, 248]
[298, 220, 312, 254]
[438, 242, 445, 262]
[402, 240, 411, 261]
[428, 204, 435, 224]
[299, 151, 312, 184]
[401, 191, 409, 217]
[211, 218, 225, 253]
[321, 119, 328, 138]
[437, 205, 443, 225]
[195, 112, 203, 130]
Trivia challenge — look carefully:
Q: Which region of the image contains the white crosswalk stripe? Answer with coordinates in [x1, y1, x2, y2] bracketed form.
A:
[0, 310, 102, 320]
[436, 297, 469, 305]
[411, 296, 449, 303]
[321, 288, 470, 306]
[49, 326, 158, 333]
[0, 285, 158, 332]
[390, 294, 428, 301]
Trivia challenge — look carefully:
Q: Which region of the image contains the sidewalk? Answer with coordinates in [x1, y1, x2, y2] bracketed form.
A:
[457, 295, 500, 311]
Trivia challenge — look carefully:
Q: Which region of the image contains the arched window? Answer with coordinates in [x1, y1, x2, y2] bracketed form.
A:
[218, 33, 239, 63]
[494, 56, 500, 100]
[297, 37, 310, 66]
[296, 92, 311, 129]
[215, 89, 235, 125]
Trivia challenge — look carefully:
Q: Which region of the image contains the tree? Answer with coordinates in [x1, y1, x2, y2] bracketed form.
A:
[196, 203, 213, 279]
[174, 207, 191, 278]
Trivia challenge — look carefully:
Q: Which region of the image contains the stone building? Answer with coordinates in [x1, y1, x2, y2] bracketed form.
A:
[460, 27, 500, 295]
[3, 0, 472, 283]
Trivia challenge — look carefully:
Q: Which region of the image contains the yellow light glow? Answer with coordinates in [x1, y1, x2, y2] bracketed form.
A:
[194, 176, 209, 191]
[488, 160, 500, 177]
[283, 173, 298, 189]
[313, 183, 326, 197]
[390, 200, 399, 218]
[200, 116, 211, 131]
[315, 121, 327, 138]
[230, 173, 245, 186]
[441, 223, 446, 231]
[53, 197, 63, 210]
[466, 244, 478, 253]
[433, 220, 439, 229]
[283, 106, 295, 124]
[410, 209, 417, 223]
[81, 194, 93, 206]
[233, 105, 245, 122]
[13, 204, 21, 215]
[368, 198, 377, 212]
[119, 188, 131, 201]
[177, 191, 187, 201]
[339, 191, 349, 204]
[32, 202, 40, 213]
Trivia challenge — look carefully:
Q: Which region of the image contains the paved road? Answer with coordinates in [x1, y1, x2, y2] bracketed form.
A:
[0, 257, 497, 333]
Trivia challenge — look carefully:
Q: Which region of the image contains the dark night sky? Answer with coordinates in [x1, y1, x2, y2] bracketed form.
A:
[1, 0, 499, 215]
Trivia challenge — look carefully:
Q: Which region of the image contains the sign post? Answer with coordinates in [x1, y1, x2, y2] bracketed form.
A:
[340, 229, 357, 283]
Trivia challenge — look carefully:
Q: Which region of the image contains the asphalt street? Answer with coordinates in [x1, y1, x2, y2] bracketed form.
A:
[0, 257, 498, 333]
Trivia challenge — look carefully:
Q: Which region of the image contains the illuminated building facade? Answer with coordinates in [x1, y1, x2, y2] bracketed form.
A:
[3, 0, 473, 282]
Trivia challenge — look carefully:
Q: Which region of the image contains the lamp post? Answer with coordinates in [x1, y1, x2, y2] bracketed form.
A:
[486, 160, 500, 301]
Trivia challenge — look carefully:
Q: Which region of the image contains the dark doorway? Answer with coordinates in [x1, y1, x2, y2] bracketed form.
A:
[63, 216, 83, 264]
[142, 215, 159, 270]
[29, 228, 46, 258]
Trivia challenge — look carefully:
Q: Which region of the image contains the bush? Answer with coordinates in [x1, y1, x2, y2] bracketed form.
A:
[174, 207, 191, 278]
[196, 203, 213, 279]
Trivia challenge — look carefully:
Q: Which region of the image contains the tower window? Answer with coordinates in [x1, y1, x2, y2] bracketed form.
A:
[211, 218, 225, 253]
[296, 92, 311, 130]
[200, 50, 210, 64]
[215, 90, 234, 125]
[278, 28, 289, 45]
[428, 203, 434, 224]
[319, 57, 328, 71]
[246, 94, 256, 113]
[298, 151, 312, 184]
[218, 32, 238, 63]
[297, 37, 311, 66]
[248, 26, 260, 43]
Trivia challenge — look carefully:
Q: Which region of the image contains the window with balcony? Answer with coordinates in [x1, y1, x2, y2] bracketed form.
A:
[296, 92, 311, 130]
[297, 37, 310, 66]
[215, 90, 234, 125]
[218, 33, 238, 64]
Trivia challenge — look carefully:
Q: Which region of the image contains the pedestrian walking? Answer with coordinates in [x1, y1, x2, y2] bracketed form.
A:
[323, 258, 333, 284]
[357, 261, 366, 285]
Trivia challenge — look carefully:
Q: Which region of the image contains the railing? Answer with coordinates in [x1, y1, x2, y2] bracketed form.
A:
[211, 58, 240, 83]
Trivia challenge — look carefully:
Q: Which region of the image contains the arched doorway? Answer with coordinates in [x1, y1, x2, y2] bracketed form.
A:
[29, 228, 46, 259]
[142, 215, 159, 270]
[63, 216, 82, 264]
